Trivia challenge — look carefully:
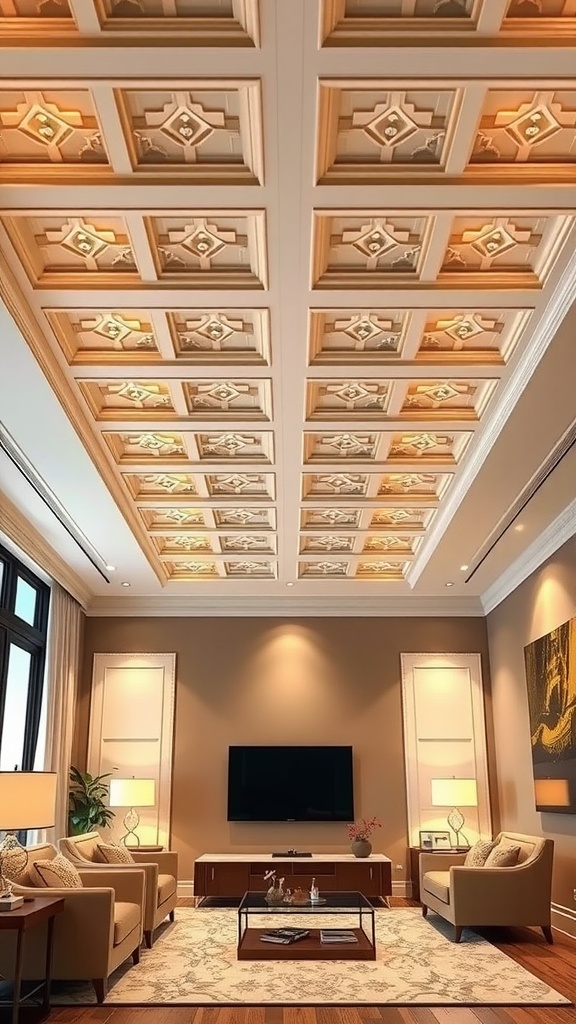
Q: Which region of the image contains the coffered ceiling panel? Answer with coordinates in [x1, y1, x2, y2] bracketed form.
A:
[0, 0, 575, 603]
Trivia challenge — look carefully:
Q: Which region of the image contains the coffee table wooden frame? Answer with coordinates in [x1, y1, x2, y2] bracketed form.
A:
[237, 890, 376, 960]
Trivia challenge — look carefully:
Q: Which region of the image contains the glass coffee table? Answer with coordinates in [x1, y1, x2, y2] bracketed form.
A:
[237, 890, 376, 960]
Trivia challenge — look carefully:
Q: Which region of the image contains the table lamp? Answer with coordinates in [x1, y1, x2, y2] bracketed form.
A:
[0, 771, 57, 910]
[431, 777, 478, 849]
[109, 777, 155, 847]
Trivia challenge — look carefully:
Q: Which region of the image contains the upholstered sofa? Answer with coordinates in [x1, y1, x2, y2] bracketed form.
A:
[60, 831, 178, 947]
[0, 843, 145, 1002]
[419, 831, 554, 943]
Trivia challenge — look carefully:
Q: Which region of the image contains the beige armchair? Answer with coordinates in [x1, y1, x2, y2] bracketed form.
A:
[419, 831, 554, 944]
[0, 843, 145, 1003]
[60, 831, 178, 947]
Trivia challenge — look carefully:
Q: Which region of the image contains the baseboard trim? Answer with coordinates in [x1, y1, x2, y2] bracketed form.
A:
[178, 881, 194, 898]
[552, 902, 576, 940]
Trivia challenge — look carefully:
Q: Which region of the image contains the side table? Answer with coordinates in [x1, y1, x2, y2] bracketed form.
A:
[131, 845, 164, 853]
[0, 896, 64, 1024]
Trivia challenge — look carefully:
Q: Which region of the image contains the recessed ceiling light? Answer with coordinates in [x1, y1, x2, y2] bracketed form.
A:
[514, 524, 525, 532]
[286, 582, 295, 587]
[105, 565, 116, 572]
[445, 582, 455, 587]
[121, 581, 131, 588]
[460, 564, 469, 571]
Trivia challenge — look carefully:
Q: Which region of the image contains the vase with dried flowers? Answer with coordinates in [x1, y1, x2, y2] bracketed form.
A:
[347, 816, 381, 858]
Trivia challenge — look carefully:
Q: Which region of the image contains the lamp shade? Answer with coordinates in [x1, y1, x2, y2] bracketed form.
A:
[109, 777, 155, 808]
[534, 778, 570, 808]
[0, 771, 57, 830]
[431, 777, 478, 807]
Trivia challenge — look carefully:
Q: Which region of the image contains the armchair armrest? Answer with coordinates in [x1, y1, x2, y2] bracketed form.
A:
[80, 867, 146, 906]
[450, 862, 550, 922]
[131, 851, 178, 878]
[419, 851, 466, 889]
[12, 885, 115, 972]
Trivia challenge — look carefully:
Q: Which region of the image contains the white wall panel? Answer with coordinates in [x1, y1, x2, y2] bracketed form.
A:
[88, 653, 176, 848]
[401, 653, 491, 849]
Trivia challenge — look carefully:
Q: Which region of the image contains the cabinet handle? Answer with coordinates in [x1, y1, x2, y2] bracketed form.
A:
[370, 867, 373, 880]
[211, 867, 215, 881]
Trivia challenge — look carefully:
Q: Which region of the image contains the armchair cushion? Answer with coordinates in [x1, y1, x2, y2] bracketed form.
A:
[157, 873, 177, 907]
[32, 854, 83, 888]
[113, 901, 141, 946]
[98, 843, 135, 865]
[464, 838, 497, 867]
[484, 843, 521, 867]
[422, 871, 450, 904]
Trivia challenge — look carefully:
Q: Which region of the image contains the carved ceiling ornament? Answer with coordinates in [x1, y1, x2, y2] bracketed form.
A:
[225, 560, 276, 577]
[308, 379, 390, 417]
[123, 88, 242, 166]
[315, 214, 427, 285]
[168, 534, 213, 552]
[310, 432, 377, 460]
[185, 379, 270, 419]
[157, 508, 206, 526]
[207, 473, 273, 498]
[300, 561, 349, 577]
[0, 1, 73, 18]
[302, 509, 362, 528]
[356, 561, 406, 579]
[153, 216, 245, 274]
[470, 90, 576, 165]
[387, 431, 466, 462]
[138, 473, 197, 495]
[221, 535, 274, 552]
[0, 91, 107, 165]
[126, 431, 184, 454]
[169, 309, 268, 363]
[363, 534, 414, 551]
[8, 216, 137, 279]
[441, 216, 552, 278]
[319, 88, 455, 179]
[303, 535, 355, 553]
[214, 508, 275, 529]
[378, 473, 441, 497]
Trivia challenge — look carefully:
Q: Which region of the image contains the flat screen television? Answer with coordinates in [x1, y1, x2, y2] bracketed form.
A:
[227, 745, 354, 822]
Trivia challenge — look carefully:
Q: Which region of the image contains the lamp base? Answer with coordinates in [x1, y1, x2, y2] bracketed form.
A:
[0, 894, 24, 912]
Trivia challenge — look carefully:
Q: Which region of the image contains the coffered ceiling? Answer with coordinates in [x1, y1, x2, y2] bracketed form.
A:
[0, 0, 575, 612]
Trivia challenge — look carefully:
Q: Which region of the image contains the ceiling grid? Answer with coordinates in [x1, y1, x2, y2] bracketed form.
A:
[0, 0, 575, 599]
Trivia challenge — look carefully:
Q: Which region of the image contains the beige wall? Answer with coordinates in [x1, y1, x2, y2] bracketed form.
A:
[80, 615, 491, 884]
[487, 533, 576, 919]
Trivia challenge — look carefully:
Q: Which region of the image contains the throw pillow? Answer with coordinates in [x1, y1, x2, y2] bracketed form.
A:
[97, 843, 135, 865]
[31, 854, 83, 888]
[484, 843, 521, 868]
[464, 838, 498, 867]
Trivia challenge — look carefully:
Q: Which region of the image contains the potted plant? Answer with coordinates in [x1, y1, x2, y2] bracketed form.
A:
[347, 816, 382, 858]
[68, 766, 115, 836]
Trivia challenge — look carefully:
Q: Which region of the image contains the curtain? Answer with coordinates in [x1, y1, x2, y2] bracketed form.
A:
[43, 583, 83, 840]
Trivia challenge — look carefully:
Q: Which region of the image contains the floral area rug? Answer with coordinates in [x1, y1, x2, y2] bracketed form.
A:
[52, 907, 570, 1006]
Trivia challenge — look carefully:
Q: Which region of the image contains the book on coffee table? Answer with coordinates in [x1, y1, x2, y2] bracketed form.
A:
[320, 929, 358, 944]
[260, 928, 310, 944]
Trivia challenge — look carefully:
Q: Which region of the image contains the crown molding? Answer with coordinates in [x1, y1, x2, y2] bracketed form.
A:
[481, 497, 576, 615]
[86, 594, 485, 617]
[0, 490, 91, 609]
[408, 248, 576, 587]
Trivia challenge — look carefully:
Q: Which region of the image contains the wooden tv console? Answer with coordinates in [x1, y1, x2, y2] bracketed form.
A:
[194, 853, 392, 904]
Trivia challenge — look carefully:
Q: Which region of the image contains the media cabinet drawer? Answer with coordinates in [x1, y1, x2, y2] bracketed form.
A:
[292, 862, 335, 876]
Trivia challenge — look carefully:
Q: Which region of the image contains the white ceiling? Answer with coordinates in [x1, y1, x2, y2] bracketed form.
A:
[0, 0, 575, 615]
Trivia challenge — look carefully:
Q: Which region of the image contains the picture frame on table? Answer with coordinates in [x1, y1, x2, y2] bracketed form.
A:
[419, 830, 453, 851]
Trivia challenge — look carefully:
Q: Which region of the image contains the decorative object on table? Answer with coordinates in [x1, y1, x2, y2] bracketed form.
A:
[291, 887, 309, 905]
[524, 615, 576, 813]
[347, 815, 382, 857]
[419, 829, 453, 851]
[430, 777, 478, 848]
[108, 776, 156, 847]
[0, 771, 57, 910]
[310, 877, 320, 902]
[68, 766, 114, 836]
[263, 869, 285, 904]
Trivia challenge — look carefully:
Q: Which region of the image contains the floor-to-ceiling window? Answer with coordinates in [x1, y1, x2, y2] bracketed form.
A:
[0, 542, 50, 771]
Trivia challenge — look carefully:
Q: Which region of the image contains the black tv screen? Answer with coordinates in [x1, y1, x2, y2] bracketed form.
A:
[227, 745, 354, 822]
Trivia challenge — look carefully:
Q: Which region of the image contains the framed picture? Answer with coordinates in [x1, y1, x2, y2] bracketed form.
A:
[419, 830, 453, 850]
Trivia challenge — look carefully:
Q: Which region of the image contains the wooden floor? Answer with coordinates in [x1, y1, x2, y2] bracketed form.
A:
[46, 898, 576, 1024]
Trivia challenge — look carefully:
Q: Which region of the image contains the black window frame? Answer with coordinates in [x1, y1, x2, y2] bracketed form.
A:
[0, 542, 50, 771]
